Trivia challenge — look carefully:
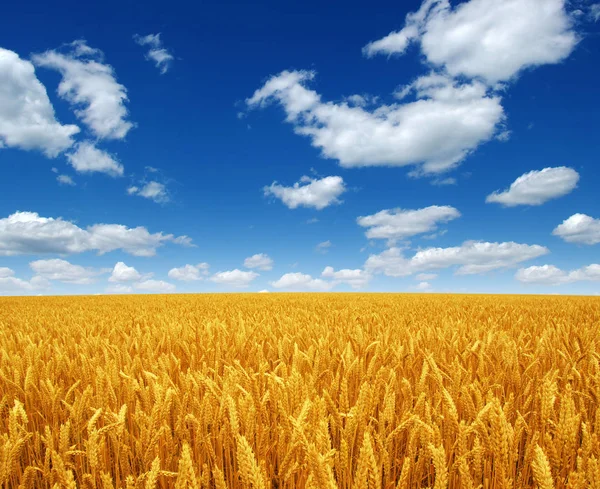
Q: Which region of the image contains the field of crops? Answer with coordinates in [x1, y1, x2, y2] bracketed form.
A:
[0, 293, 599, 489]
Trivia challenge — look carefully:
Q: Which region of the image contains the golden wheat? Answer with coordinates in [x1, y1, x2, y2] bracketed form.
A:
[0, 293, 599, 488]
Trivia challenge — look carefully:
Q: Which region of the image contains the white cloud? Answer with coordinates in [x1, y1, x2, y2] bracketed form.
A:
[363, 0, 577, 85]
[486, 167, 579, 206]
[66, 141, 124, 176]
[0, 47, 79, 157]
[57, 174, 76, 186]
[258, 289, 270, 293]
[168, 263, 210, 281]
[32, 40, 133, 140]
[0, 211, 192, 257]
[247, 71, 504, 174]
[133, 34, 174, 74]
[244, 253, 274, 271]
[270, 272, 333, 291]
[316, 240, 332, 254]
[210, 269, 259, 287]
[552, 214, 600, 245]
[134, 279, 176, 293]
[0, 268, 49, 295]
[357, 205, 460, 241]
[0, 267, 13, 278]
[127, 181, 169, 203]
[416, 273, 438, 280]
[365, 241, 549, 277]
[591, 4, 600, 21]
[29, 258, 100, 284]
[415, 281, 433, 291]
[515, 264, 600, 285]
[321, 266, 371, 289]
[105, 284, 133, 294]
[109, 262, 141, 282]
[264, 175, 346, 210]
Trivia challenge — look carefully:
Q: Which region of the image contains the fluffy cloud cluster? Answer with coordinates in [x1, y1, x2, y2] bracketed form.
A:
[133, 33, 174, 74]
[1, 41, 135, 179]
[210, 269, 259, 287]
[168, 263, 210, 281]
[127, 181, 169, 203]
[321, 266, 371, 289]
[109, 262, 142, 282]
[270, 272, 332, 291]
[357, 205, 460, 241]
[0, 267, 49, 295]
[552, 214, 600, 245]
[0, 48, 79, 157]
[32, 40, 133, 140]
[57, 174, 76, 186]
[365, 241, 549, 277]
[264, 175, 346, 210]
[248, 0, 577, 177]
[248, 71, 504, 175]
[66, 142, 124, 177]
[0, 211, 192, 257]
[244, 253, 273, 271]
[486, 167, 579, 206]
[271, 266, 370, 291]
[516, 264, 600, 285]
[30, 258, 101, 284]
[415, 281, 433, 291]
[363, 0, 577, 85]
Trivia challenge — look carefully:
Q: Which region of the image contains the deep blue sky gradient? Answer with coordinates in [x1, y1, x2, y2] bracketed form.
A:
[1, 0, 599, 294]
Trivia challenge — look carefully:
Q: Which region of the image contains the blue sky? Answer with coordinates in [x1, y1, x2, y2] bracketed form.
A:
[1, 0, 599, 295]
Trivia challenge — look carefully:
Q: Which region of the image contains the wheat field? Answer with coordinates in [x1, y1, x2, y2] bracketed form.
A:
[0, 293, 599, 489]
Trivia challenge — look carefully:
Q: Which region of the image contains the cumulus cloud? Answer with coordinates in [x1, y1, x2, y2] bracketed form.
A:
[515, 264, 600, 285]
[270, 272, 333, 291]
[66, 141, 124, 177]
[365, 241, 548, 277]
[127, 181, 169, 203]
[247, 71, 503, 175]
[134, 279, 176, 293]
[552, 214, 600, 245]
[264, 175, 346, 210]
[0, 268, 49, 295]
[210, 269, 259, 287]
[363, 0, 577, 85]
[357, 205, 460, 241]
[244, 253, 274, 271]
[133, 33, 174, 74]
[415, 281, 433, 291]
[321, 266, 371, 289]
[168, 263, 210, 281]
[486, 167, 579, 206]
[0, 47, 79, 157]
[57, 174, 76, 186]
[29, 258, 101, 284]
[32, 40, 133, 140]
[0, 267, 13, 278]
[0, 211, 192, 257]
[108, 262, 141, 282]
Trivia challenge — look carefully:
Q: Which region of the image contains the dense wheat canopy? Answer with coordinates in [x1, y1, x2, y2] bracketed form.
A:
[0, 293, 599, 488]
